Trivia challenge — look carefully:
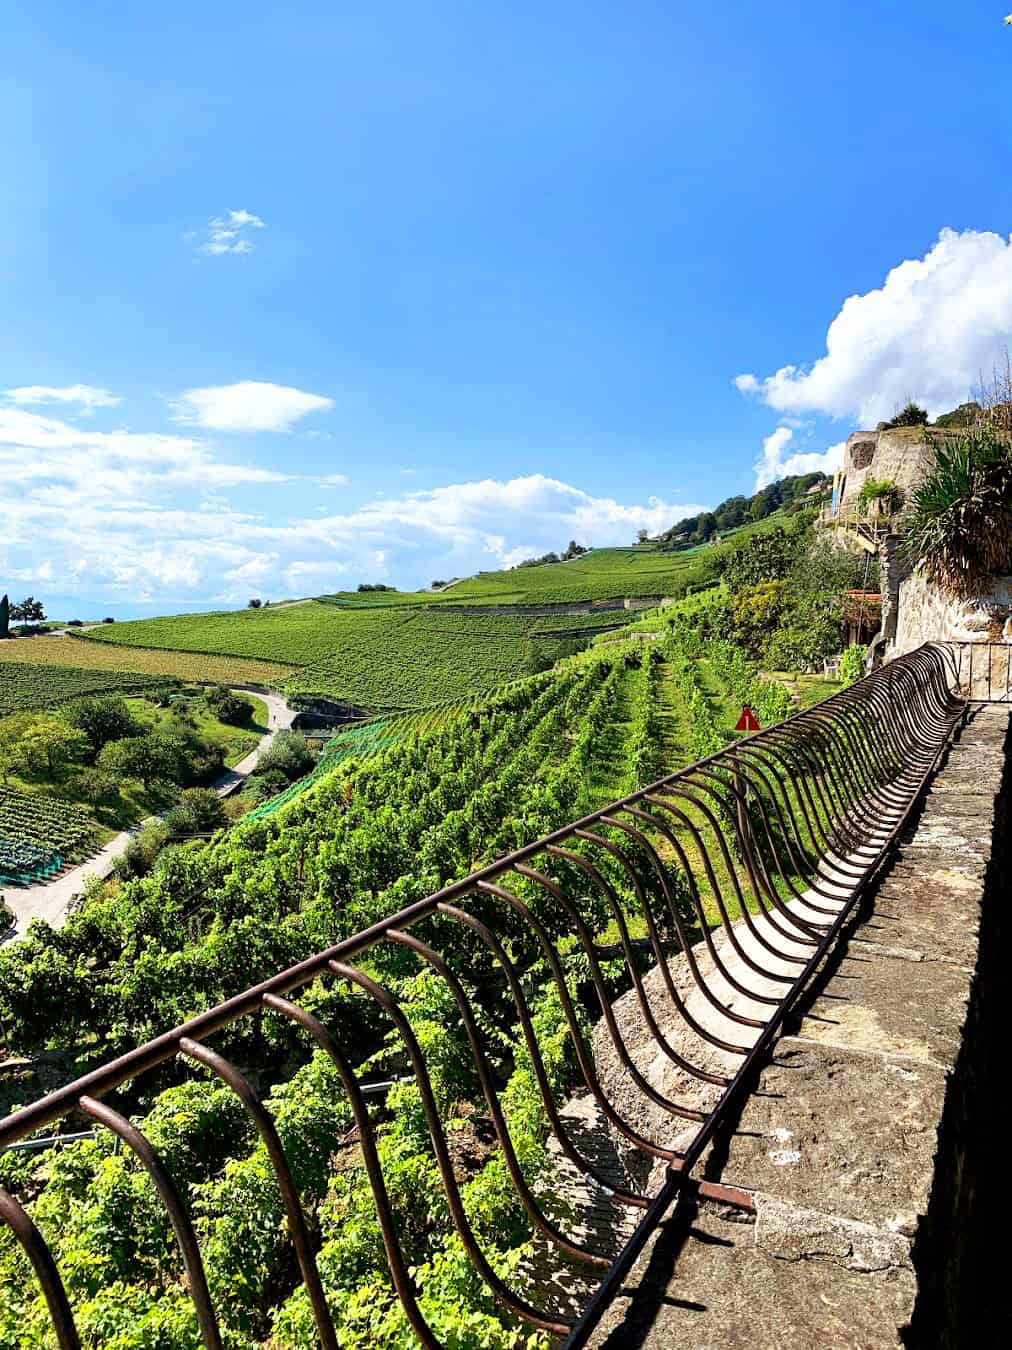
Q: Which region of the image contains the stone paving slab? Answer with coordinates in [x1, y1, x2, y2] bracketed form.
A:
[857, 867, 982, 967]
[589, 1203, 917, 1350]
[718, 1036, 947, 1232]
[794, 946, 970, 1066]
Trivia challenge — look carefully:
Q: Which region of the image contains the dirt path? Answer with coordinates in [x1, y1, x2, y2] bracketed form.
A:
[1, 689, 296, 944]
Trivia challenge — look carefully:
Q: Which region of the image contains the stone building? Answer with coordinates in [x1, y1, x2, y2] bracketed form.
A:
[833, 426, 939, 516]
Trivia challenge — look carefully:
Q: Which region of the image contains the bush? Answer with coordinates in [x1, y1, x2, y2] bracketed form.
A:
[858, 477, 899, 511]
[254, 731, 314, 783]
[112, 821, 170, 880]
[839, 645, 867, 685]
[165, 788, 228, 837]
[204, 686, 250, 726]
[884, 402, 929, 429]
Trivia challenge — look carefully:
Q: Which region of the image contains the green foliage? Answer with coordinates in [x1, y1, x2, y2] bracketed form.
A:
[718, 527, 798, 594]
[202, 685, 250, 726]
[112, 819, 172, 880]
[858, 477, 899, 509]
[902, 432, 1012, 597]
[933, 401, 981, 430]
[884, 401, 928, 428]
[839, 645, 867, 685]
[255, 730, 314, 782]
[66, 695, 143, 757]
[165, 787, 229, 837]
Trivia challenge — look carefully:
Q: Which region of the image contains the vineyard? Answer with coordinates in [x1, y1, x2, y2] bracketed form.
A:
[0, 660, 175, 715]
[0, 787, 97, 883]
[0, 635, 293, 687]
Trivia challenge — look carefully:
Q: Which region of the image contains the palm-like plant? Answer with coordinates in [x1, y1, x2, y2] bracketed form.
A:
[902, 433, 1012, 597]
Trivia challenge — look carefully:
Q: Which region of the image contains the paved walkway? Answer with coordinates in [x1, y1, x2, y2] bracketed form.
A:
[1, 689, 295, 944]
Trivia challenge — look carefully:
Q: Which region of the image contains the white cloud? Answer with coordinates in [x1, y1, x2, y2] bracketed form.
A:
[753, 424, 844, 490]
[737, 228, 1012, 424]
[2, 404, 708, 604]
[170, 381, 334, 432]
[191, 209, 266, 256]
[3, 384, 120, 411]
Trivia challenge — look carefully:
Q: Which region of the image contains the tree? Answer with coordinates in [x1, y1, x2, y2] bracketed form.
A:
[719, 527, 797, 593]
[248, 598, 263, 609]
[255, 730, 314, 782]
[0, 594, 9, 639]
[18, 717, 86, 776]
[635, 528, 649, 544]
[9, 596, 46, 623]
[884, 401, 929, 429]
[98, 734, 181, 789]
[65, 696, 142, 758]
[0, 715, 32, 783]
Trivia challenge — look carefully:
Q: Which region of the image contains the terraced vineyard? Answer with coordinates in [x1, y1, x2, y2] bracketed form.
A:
[0, 660, 175, 715]
[0, 635, 292, 687]
[0, 787, 97, 883]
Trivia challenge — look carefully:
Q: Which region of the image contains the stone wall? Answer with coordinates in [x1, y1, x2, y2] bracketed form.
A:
[891, 573, 1012, 656]
[839, 427, 938, 513]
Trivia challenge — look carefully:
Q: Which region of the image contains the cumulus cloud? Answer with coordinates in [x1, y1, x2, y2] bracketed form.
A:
[737, 228, 1012, 424]
[753, 425, 845, 490]
[170, 381, 335, 432]
[190, 209, 266, 256]
[3, 384, 120, 411]
[2, 403, 706, 603]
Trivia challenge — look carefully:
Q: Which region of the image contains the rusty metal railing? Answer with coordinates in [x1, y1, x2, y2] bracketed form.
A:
[945, 640, 1012, 703]
[0, 644, 966, 1348]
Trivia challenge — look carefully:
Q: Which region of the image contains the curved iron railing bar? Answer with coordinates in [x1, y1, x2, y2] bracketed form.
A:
[635, 786, 805, 985]
[385, 927, 613, 1267]
[597, 814, 752, 1055]
[619, 805, 773, 1019]
[475, 879, 679, 1162]
[78, 1096, 222, 1350]
[644, 780, 819, 953]
[723, 739, 858, 907]
[570, 827, 741, 1068]
[260, 993, 443, 1350]
[176, 1038, 337, 1350]
[545, 844, 728, 1088]
[0, 1189, 81, 1350]
[564, 672, 966, 1350]
[436, 899, 650, 1210]
[512, 861, 706, 1121]
[691, 748, 834, 923]
[326, 958, 573, 1336]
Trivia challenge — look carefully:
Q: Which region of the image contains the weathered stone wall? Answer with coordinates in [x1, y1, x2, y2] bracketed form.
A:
[891, 573, 1012, 656]
[839, 427, 938, 512]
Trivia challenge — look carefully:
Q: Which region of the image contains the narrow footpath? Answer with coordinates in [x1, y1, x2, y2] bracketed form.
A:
[1, 689, 295, 945]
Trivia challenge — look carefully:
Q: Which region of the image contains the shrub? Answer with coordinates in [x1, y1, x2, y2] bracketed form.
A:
[902, 432, 1012, 597]
[884, 401, 929, 428]
[165, 788, 228, 837]
[839, 645, 867, 685]
[858, 477, 899, 511]
[112, 821, 170, 880]
[255, 731, 314, 782]
[203, 685, 250, 726]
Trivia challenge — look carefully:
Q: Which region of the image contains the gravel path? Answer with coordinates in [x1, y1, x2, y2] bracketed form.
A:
[1, 689, 295, 944]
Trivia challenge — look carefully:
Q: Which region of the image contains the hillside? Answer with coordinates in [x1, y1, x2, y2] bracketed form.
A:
[72, 509, 806, 711]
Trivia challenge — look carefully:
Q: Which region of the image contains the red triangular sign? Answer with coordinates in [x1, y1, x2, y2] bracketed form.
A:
[735, 706, 760, 733]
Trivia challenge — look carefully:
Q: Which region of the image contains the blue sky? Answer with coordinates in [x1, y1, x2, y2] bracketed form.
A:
[3, 2, 1012, 614]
